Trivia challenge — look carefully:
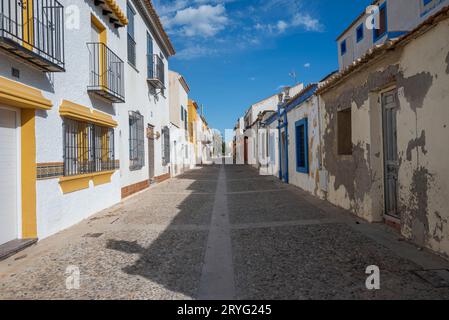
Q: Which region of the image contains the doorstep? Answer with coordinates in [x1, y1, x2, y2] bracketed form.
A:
[0, 239, 38, 262]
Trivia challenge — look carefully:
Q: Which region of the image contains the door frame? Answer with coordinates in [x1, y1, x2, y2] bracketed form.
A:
[0, 105, 22, 240]
[380, 87, 400, 219]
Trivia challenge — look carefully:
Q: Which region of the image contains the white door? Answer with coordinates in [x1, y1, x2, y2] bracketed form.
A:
[0, 107, 19, 245]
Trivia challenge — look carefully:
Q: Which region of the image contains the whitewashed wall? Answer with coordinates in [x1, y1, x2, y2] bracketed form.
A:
[286, 96, 324, 197]
[119, 0, 170, 188]
[0, 0, 128, 239]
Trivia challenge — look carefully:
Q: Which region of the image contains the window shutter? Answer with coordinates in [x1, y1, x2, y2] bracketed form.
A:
[164, 127, 170, 164]
[147, 33, 153, 78]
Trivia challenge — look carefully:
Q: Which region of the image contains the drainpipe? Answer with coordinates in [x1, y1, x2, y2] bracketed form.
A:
[283, 105, 289, 184]
[277, 102, 282, 180]
[317, 94, 324, 170]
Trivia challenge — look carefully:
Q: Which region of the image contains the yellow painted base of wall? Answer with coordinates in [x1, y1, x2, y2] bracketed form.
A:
[59, 170, 116, 194]
[92, 171, 115, 186]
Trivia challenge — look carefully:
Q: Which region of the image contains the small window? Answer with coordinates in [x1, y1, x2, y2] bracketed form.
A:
[421, 0, 438, 15]
[373, 3, 387, 42]
[295, 118, 309, 173]
[184, 109, 188, 131]
[337, 108, 352, 155]
[129, 111, 145, 170]
[340, 40, 347, 56]
[63, 119, 115, 177]
[181, 107, 184, 121]
[356, 24, 364, 43]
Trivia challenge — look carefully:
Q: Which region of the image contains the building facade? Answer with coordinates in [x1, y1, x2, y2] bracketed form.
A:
[168, 70, 192, 176]
[0, 0, 130, 245]
[232, 4, 449, 259]
[0, 0, 175, 249]
[320, 7, 449, 256]
[338, 0, 449, 70]
[119, 0, 175, 198]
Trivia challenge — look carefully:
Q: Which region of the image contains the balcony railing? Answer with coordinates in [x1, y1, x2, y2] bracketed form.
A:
[0, 0, 65, 72]
[87, 42, 125, 103]
[147, 54, 165, 89]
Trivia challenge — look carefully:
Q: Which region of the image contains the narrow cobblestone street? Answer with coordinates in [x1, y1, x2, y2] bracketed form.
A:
[1, 165, 449, 300]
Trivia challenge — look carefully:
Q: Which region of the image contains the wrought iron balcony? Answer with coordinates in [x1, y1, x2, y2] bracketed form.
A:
[87, 42, 125, 103]
[0, 0, 65, 72]
[147, 54, 165, 89]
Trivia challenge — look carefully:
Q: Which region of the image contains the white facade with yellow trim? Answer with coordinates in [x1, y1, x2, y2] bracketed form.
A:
[0, 0, 173, 245]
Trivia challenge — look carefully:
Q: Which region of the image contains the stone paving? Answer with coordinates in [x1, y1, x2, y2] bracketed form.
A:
[1, 165, 449, 300]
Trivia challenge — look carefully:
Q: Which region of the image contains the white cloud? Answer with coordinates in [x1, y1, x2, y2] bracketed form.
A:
[292, 13, 323, 32]
[175, 45, 217, 60]
[276, 20, 288, 33]
[154, 1, 324, 60]
[252, 12, 323, 35]
[304, 63, 311, 68]
[163, 4, 228, 37]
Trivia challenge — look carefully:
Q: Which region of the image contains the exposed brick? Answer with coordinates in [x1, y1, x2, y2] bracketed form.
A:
[121, 180, 149, 199]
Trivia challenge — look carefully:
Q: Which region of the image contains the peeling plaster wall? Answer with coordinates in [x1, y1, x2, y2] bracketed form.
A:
[398, 19, 449, 256]
[287, 96, 324, 198]
[321, 18, 449, 257]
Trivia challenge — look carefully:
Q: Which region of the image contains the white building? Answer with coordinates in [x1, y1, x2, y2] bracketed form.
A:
[261, 113, 279, 176]
[0, 0, 174, 250]
[337, 0, 449, 70]
[168, 70, 192, 176]
[119, 0, 175, 198]
[233, 117, 245, 165]
[242, 83, 304, 167]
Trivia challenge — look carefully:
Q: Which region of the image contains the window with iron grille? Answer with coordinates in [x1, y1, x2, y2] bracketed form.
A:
[63, 119, 115, 177]
[129, 111, 145, 170]
[161, 126, 170, 165]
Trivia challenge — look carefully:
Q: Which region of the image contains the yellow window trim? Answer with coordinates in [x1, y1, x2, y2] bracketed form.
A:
[59, 170, 116, 194]
[23, 0, 34, 50]
[103, 0, 129, 26]
[59, 100, 117, 128]
[91, 14, 107, 44]
[91, 15, 108, 89]
[0, 76, 52, 110]
[21, 109, 38, 238]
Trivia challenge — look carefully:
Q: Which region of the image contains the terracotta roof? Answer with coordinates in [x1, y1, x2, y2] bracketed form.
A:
[318, 6, 449, 95]
[103, 0, 129, 26]
[178, 75, 190, 93]
[140, 0, 176, 56]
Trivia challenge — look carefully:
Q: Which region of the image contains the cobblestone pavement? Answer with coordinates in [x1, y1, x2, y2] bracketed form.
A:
[1, 165, 449, 300]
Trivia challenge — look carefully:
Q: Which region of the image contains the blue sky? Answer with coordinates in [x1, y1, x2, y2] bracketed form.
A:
[153, 0, 373, 134]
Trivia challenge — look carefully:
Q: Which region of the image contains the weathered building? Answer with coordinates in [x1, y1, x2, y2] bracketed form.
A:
[282, 84, 326, 196]
[318, 7, 449, 257]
